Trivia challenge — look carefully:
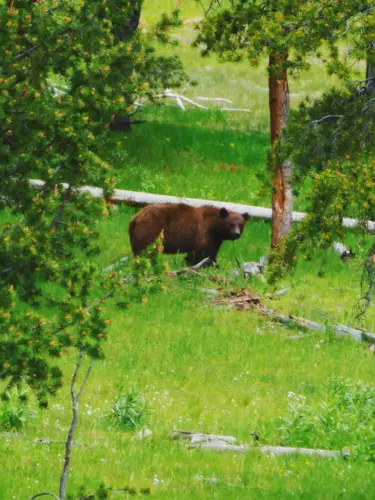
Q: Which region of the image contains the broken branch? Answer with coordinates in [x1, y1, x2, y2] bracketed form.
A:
[167, 257, 212, 276]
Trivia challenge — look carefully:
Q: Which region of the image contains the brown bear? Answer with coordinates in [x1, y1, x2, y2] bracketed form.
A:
[129, 203, 249, 265]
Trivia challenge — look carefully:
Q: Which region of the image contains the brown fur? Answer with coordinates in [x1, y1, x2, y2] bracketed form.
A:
[129, 203, 249, 265]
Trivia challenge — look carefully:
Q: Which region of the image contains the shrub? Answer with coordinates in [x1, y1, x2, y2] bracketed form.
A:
[109, 388, 149, 431]
[278, 379, 375, 461]
[0, 391, 35, 432]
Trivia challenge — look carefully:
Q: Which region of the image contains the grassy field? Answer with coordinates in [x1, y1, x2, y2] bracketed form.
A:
[2, 2, 375, 499]
[2, 209, 375, 499]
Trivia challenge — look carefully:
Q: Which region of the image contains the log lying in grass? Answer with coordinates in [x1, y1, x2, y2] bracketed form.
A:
[29, 179, 375, 231]
[172, 431, 345, 458]
[195, 442, 344, 458]
[259, 306, 375, 344]
[212, 289, 375, 344]
[172, 430, 237, 444]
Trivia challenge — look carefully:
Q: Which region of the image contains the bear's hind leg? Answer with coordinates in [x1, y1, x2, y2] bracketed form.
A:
[129, 217, 163, 256]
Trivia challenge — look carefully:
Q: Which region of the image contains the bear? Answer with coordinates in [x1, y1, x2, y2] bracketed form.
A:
[129, 203, 249, 265]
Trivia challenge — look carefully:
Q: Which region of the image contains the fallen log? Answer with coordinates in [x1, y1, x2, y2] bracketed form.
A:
[212, 289, 375, 344]
[172, 431, 346, 458]
[172, 430, 237, 444]
[193, 441, 344, 458]
[29, 179, 375, 231]
[259, 306, 375, 344]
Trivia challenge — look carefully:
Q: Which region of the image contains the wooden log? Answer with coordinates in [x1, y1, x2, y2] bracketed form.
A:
[259, 445, 344, 458]
[259, 306, 375, 343]
[191, 441, 343, 458]
[29, 179, 375, 231]
[172, 431, 345, 458]
[172, 430, 237, 444]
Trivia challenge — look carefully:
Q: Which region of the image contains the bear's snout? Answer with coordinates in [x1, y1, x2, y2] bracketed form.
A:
[231, 231, 241, 240]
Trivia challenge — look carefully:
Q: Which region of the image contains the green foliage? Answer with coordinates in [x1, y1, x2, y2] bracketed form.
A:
[0, 388, 35, 432]
[194, 0, 370, 74]
[0, 402, 35, 432]
[109, 388, 149, 431]
[68, 482, 151, 499]
[116, 232, 167, 309]
[0, 0, 149, 405]
[67, 482, 110, 500]
[276, 75, 375, 281]
[278, 379, 375, 461]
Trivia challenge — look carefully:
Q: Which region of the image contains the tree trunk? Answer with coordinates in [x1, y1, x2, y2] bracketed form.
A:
[268, 53, 292, 249]
[110, 4, 142, 132]
[366, 45, 375, 93]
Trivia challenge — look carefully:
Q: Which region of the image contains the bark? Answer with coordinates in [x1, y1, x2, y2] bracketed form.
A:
[366, 48, 375, 93]
[110, 4, 142, 132]
[269, 53, 292, 248]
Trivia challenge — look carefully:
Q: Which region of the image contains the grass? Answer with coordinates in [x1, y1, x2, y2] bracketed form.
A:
[108, 108, 270, 206]
[2, 2, 375, 499]
[2, 209, 375, 499]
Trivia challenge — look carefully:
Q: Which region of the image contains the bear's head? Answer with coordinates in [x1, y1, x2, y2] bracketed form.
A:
[215, 207, 249, 241]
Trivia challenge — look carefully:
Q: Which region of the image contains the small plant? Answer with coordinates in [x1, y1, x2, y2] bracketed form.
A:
[0, 391, 35, 432]
[68, 482, 151, 499]
[278, 379, 375, 461]
[109, 388, 149, 431]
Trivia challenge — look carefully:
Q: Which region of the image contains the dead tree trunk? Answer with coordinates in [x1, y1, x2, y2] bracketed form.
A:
[269, 53, 292, 249]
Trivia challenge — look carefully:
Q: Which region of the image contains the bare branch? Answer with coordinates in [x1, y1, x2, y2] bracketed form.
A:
[311, 114, 342, 128]
[362, 97, 375, 114]
[70, 349, 84, 401]
[167, 257, 213, 276]
[196, 0, 221, 16]
[29, 493, 61, 500]
[16, 44, 40, 60]
[59, 348, 84, 500]
[76, 357, 94, 401]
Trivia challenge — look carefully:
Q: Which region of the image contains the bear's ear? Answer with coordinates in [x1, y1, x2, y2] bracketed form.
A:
[219, 207, 229, 218]
[242, 212, 249, 221]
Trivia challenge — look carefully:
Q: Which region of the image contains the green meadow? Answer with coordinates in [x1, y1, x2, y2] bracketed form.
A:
[2, 1, 375, 499]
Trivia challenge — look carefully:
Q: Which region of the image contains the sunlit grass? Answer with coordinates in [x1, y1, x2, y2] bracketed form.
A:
[1, 2, 374, 498]
[2, 208, 375, 498]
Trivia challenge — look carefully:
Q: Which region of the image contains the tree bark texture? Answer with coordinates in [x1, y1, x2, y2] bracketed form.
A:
[269, 53, 292, 249]
[366, 46, 375, 93]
